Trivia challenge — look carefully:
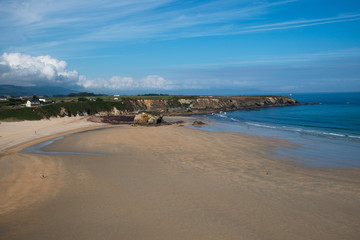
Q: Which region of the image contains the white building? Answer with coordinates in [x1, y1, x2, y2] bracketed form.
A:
[26, 100, 32, 107]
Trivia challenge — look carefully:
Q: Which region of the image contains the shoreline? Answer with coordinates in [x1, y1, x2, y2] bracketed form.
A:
[192, 112, 360, 169]
[1, 115, 359, 173]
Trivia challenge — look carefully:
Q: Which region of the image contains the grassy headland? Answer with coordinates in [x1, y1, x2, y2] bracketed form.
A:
[0, 94, 298, 121]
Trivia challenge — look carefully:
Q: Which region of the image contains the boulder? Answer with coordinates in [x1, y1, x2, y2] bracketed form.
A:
[110, 107, 121, 116]
[192, 120, 206, 126]
[148, 115, 163, 124]
[134, 112, 149, 124]
[134, 113, 162, 124]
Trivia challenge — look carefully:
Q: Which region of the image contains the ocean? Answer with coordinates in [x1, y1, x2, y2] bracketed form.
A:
[192, 92, 360, 168]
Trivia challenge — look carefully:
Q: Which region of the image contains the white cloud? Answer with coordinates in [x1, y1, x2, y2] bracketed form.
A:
[141, 75, 172, 89]
[77, 75, 174, 90]
[77, 76, 134, 89]
[0, 52, 80, 86]
[0, 52, 173, 90]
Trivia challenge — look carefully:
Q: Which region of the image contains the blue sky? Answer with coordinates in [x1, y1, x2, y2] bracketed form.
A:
[0, 0, 359, 94]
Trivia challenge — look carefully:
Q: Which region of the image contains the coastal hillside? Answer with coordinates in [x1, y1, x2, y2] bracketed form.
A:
[0, 95, 298, 121]
[122, 95, 298, 114]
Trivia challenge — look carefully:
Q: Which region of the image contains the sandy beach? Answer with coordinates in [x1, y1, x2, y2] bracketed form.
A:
[0, 116, 107, 153]
[0, 118, 359, 239]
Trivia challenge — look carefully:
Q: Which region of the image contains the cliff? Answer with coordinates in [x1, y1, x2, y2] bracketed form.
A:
[121, 95, 298, 115]
[0, 96, 299, 121]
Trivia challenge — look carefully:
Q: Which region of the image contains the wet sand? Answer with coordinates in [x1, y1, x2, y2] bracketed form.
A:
[0, 122, 360, 239]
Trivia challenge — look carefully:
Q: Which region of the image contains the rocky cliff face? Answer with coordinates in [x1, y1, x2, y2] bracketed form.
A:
[119, 96, 298, 115]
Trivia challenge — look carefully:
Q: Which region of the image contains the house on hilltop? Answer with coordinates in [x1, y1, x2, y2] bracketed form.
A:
[25, 100, 40, 107]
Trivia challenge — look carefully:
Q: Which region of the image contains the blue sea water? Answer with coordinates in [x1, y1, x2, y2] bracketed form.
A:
[192, 92, 360, 168]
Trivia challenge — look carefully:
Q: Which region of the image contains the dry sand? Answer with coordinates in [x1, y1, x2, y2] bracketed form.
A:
[0, 116, 106, 152]
[0, 120, 359, 240]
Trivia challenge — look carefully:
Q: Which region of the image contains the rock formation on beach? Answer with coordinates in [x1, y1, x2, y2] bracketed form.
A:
[134, 113, 163, 125]
[192, 120, 206, 126]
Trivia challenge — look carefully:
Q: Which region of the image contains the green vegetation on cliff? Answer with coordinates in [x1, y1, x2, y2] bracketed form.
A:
[0, 95, 298, 121]
[0, 101, 126, 121]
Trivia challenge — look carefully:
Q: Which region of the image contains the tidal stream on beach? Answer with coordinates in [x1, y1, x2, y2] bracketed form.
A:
[20, 127, 113, 156]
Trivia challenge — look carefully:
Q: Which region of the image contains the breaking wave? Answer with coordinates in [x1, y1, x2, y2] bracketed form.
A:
[211, 111, 360, 142]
